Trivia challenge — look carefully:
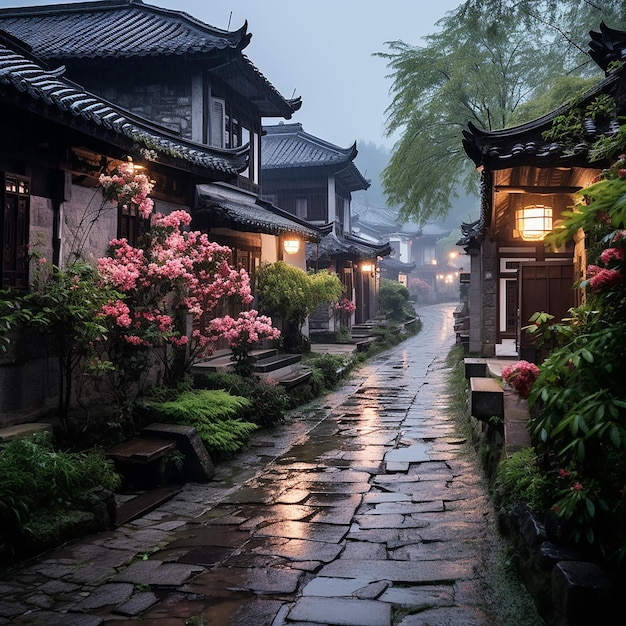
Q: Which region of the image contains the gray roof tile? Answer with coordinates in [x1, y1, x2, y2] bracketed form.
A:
[196, 184, 331, 241]
[0, 0, 248, 59]
[0, 34, 248, 175]
[0, 0, 301, 118]
[262, 122, 369, 192]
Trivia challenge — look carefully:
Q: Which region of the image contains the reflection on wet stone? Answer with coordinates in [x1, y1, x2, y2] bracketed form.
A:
[2, 305, 507, 626]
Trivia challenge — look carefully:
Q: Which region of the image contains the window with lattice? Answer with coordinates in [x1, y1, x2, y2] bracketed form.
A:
[2, 173, 30, 289]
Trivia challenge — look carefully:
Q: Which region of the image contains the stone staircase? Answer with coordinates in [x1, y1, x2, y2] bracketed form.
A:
[191, 348, 312, 388]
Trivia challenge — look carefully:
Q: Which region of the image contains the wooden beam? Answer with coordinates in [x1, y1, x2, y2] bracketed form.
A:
[494, 185, 582, 194]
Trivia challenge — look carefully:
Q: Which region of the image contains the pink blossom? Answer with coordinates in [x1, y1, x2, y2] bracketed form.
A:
[502, 360, 540, 399]
[589, 268, 624, 292]
[599, 247, 625, 265]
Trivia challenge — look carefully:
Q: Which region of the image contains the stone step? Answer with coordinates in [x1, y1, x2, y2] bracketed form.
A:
[470, 376, 504, 420]
[0, 422, 53, 443]
[252, 353, 302, 374]
[115, 486, 181, 527]
[276, 366, 313, 389]
[464, 358, 489, 379]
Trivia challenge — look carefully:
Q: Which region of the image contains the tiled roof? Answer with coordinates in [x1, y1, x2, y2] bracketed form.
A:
[262, 122, 370, 192]
[352, 204, 422, 237]
[0, 0, 248, 59]
[196, 184, 331, 241]
[308, 232, 391, 263]
[0, 32, 247, 175]
[463, 25, 626, 172]
[0, 0, 301, 119]
[379, 256, 415, 273]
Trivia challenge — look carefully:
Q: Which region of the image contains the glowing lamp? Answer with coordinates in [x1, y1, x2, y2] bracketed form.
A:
[283, 238, 300, 254]
[515, 205, 553, 241]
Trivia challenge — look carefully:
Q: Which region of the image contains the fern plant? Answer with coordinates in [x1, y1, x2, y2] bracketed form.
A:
[150, 389, 258, 458]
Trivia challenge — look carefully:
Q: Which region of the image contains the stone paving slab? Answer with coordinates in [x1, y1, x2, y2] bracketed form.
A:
[317, 558, 477, 583]
[0, 304, 539, 626]
[287, 596, 392, 626]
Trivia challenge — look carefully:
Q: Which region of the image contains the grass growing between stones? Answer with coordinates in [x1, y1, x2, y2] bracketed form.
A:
[445, 346, 544, 626]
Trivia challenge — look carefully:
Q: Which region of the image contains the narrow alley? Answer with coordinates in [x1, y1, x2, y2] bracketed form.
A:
[1, 303, 509, 626]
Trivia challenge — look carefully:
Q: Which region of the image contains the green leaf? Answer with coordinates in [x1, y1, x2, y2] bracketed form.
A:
[609, 424, 621, 448]
[580, 348, 594, 363]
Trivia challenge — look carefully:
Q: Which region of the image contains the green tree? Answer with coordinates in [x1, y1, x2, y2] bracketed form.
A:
[256, 262, 342, 352]
[379, 0, 624, 224]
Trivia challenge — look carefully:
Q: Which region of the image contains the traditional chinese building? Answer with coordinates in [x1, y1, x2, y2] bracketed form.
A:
[460, 23, 626, 359]
[262, 122, 391, 325]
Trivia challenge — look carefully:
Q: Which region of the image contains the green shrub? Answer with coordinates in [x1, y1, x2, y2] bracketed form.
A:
[194, 372, 289, 427]
[304, 353, 349, 388]
[378, 279, 415, 321]
[149, 389, 258, 459]
[0, 432, 121, 537]
[256, 262, 342, 352]
[493, 448, 553, 514]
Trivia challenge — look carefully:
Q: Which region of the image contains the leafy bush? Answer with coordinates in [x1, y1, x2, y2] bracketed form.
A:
[149, 389, 258, 459]
[256, 262, 342, 352]
[0, 432, 120, 538]
[378, 279, 415, 321]
[527, 156, 626, 564]
[304, 353, 349, 388]
[194, 372, 289, 427]
[493, 448, 553, 514]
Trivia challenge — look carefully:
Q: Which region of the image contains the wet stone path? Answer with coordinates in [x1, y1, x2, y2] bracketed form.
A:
[0, 303, 501, 625]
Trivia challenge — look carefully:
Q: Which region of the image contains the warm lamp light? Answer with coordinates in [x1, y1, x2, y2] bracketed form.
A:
[361, 262, 374, 273]
[515, 205, 553, 241]
[283, 238, 300, 254]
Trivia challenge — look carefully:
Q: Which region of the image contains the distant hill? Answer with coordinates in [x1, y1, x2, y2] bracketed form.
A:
[353, 140, 478, 230]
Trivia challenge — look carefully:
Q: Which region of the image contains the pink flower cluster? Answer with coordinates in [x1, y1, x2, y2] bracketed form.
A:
[502, 360, 540, 399]
[334, 298, 356, 314]
[99, 160, 154, 219]
[586, 264, 624, 293]
[409, 277, 431, 292]
[96, 209, 273, 369]
[206, 310, 281, 354]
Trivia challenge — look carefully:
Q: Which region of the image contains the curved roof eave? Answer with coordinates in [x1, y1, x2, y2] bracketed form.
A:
[462, 60, 622, 171]
[0, 1, 300, 119]
[0, 1, 250, 59]
[0, 34, 248, 176]
[196, 183, 330, 242]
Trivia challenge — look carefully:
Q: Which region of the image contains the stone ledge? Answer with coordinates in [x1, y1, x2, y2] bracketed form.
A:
[470, 376, 504, 420]
[0, 422, 53, 443]
[503, 503, 618, 625]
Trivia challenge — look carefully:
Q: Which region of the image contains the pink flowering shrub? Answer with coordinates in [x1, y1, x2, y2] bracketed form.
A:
[528, 155, 626, 561]
[334, 298, 356, 315]
[501, 360, 540, 399]
[99, 159, 154, 219]
[409, 277, 431, 292]
[334, 298, 356, 330]
[96, 210, 278, 386]
[206, 310, 281, 375]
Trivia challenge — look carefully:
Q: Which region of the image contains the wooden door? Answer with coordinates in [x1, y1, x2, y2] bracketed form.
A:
[518, 261, 575, 362]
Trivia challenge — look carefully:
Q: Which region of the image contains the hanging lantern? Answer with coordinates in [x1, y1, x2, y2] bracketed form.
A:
[515, 205, 553, 241]
[283, 238, 300, 254]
